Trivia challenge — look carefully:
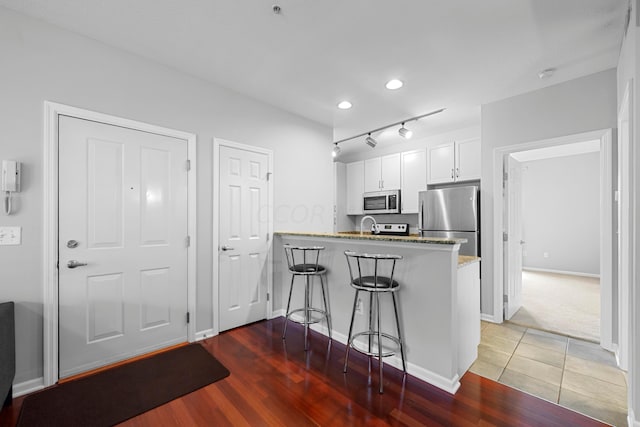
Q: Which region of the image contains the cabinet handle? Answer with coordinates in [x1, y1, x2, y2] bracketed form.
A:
[451, 169, 454, 179]
[456, 167, 460, 178]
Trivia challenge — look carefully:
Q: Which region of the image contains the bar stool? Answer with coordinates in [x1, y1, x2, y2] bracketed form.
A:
[282, 244, 332, 350]
[343, 250, 406, 393]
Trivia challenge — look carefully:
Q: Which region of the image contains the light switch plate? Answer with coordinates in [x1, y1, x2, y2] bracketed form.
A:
[0, 226, 21, 245]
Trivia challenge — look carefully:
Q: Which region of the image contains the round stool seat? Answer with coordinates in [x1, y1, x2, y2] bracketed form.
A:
[290, 263, 326, 274]
[351, 276, 398, 290]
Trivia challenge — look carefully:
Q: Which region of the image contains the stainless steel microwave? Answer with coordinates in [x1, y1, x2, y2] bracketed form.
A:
[363, 190, 401, 214]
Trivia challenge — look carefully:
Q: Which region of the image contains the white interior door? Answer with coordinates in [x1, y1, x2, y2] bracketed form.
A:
[504, 154, 524, 320]
[218, 144, 270, 332]
[58, 116, 189, 378]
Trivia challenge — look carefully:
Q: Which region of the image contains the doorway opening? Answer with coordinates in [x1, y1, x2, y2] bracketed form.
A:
[482, 128, 626, 425]
[506, 141, 602, 342]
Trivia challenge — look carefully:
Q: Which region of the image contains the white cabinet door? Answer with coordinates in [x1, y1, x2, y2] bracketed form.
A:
[346, 161, 364, 215]
[364, 157, 382, 192]
[427, 143, 455, 184]
[401, 149, 426, 213]
[380, 153, 401, 190]
[456, 138, 481, 182]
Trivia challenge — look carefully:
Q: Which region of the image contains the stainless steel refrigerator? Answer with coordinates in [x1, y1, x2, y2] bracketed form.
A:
[418, 185, 479, 256]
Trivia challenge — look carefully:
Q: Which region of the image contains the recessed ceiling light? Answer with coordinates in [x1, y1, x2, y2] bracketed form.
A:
[337, 101, 352, 110]
[385, 79, 403, 90]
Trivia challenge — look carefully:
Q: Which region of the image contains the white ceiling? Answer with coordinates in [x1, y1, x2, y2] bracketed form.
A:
[0, 0, 628, 154]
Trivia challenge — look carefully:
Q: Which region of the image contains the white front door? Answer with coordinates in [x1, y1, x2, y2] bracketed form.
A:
[218, 143, 271, 332]
[504, 154, 524, 320]
[58, 116, 189, 378]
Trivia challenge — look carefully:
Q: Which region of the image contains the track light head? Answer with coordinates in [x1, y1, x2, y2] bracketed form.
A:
[399, 123, 413, 139]
[365, 134, 377, 148]
[331, 144, 341, 158]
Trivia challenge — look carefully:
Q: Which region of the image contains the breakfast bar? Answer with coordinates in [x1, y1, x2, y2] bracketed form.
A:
[273, 231, 480, 394]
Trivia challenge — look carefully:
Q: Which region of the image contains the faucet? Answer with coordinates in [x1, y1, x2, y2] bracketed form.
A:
[360, 215, 379, 235]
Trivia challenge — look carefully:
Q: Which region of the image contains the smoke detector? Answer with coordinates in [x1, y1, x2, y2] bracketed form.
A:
[538, 68, 556, 79]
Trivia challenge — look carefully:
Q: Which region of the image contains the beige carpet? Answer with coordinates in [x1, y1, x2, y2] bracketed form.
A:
[509, 270, 600, 342]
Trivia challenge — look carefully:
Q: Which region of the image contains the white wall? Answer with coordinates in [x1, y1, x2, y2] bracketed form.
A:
[0, 7, 333, 386]
[616, 0, 639, 421]
[521, 153, 600, 275]
[481, 69, 617, 317]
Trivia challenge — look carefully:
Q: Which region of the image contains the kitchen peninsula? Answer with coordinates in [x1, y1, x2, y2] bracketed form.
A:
[273, 231, 480, 394]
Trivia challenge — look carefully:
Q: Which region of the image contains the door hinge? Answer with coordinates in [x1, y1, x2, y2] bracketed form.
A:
[503, 232, 508, 242]
[186, 312, 190, 324]
[503, 171, 508, 181]
[503, 294, 509, 303]
[266, 172, 272, 181]
[186, 159, 191, 171]
[185, 235, 191, 247]
[267, 293, 270, 302]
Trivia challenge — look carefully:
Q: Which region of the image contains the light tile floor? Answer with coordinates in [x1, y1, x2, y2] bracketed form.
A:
[470, 321, 628, 426]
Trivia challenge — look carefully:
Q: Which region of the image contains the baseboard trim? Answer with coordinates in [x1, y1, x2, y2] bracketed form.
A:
[480, 313, 500, 323]
[195, 329, 216, 341]
[13, 377, 45, 398]
[271, 309, 286, 319]
[286, 314, 460, 394]
[629, 408, 639, 427]
[523, 267, 600, 279]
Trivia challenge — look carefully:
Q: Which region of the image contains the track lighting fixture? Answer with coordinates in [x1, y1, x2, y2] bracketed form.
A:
[398, 123, 413, 139]
[332, 144, 341, 158]
[365, 134, 377, 148]
[330, 107, 445, 155]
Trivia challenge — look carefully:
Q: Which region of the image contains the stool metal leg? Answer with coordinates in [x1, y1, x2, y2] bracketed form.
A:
[392, 293, 407, 373]
[319, 274, 332, 340]
[376, 292, 384, 394]
[368, 291, 374, 354]
[282, 274, 295, 340]
[304, 275, 310, 351]
[343, 289, 359, 373]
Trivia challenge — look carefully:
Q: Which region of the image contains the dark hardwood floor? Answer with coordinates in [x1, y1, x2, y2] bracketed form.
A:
[1, 317, 609, 426]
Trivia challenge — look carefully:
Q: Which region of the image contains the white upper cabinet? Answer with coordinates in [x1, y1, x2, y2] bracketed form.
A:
[427, 138, 481, 184]
[381, 153, 401, 190]
[346, 160, 364, 215]
[401, 149, 427, 214]
[364, 153, 401, 192]
[427, 143, 455, 184]
[455, 137, 481, 182]
[364, 157, 381, 193]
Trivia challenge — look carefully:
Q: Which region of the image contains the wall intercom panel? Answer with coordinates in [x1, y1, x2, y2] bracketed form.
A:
[2, 160, 21, 193]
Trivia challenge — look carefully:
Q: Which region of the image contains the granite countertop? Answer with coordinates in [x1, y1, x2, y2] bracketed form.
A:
[275, 231, 481, 267]
[275, 230, 466, 245]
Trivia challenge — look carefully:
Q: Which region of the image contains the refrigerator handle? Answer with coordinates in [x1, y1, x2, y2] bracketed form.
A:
[418, 199, 423, 231]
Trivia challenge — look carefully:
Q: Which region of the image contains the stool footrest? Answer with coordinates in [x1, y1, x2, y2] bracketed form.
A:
[285, 308, 330, 326]
[348, 331, 401, 358]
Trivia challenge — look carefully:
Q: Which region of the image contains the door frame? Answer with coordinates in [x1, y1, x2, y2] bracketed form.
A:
[212, 138, 274, 335]
[43, 101, 197, 387]
[492, 128, 615, 350]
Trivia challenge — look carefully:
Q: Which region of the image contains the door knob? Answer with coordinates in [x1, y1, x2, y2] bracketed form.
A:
[67, 260, 88, 269]
[221, 245, 234, 251]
